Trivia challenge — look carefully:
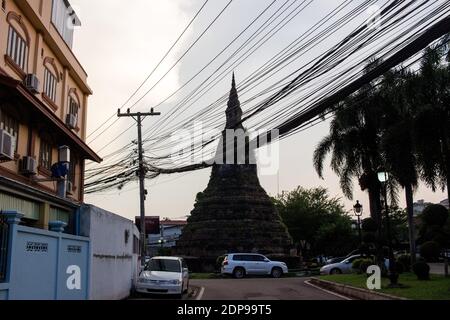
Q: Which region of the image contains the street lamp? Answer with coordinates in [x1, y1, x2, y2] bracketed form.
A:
[377, 170, 399, 287]
[353, 201, 363, 246]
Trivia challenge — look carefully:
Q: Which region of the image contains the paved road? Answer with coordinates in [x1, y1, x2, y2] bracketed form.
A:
[191, 277, 346, 300]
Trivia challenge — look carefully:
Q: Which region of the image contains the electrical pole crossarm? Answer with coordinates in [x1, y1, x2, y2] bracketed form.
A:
[117, 108, 161, 117]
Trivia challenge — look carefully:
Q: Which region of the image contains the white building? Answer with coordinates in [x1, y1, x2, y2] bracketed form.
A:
[147, 218, 187, 256]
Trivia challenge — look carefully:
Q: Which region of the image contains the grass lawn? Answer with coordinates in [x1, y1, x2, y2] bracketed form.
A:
[320, 273, 450, 300]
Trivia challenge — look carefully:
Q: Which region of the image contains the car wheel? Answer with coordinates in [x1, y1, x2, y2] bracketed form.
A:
[271, 267, 283, 278]
[184, 280, 189, 294]
[330, 268, 342, 275]
[233, 267, 245, 279]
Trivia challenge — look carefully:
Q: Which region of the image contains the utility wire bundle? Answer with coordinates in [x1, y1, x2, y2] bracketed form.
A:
[84, 0, 450, 195]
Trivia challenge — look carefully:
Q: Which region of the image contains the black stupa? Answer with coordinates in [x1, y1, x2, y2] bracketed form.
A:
[175, 74, 292, 257]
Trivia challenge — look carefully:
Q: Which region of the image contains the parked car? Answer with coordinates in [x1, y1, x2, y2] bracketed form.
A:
[326, 256, 346, 265]
[221, 253, 289, 279]
[136, 256, 189, 298]
[320, 255, 389, 275]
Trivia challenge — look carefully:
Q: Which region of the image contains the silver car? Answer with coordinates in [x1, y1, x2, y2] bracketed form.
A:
[320, 255, 389, 275]
[221, 253, 289, 278]
[136, 256, 189, 298]
[320, 255, 363, 275]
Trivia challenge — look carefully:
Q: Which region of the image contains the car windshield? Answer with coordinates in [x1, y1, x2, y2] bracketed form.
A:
[145, 259, 181, 273]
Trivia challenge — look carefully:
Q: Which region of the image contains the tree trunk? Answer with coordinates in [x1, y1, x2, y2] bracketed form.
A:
[405, 184, 417, 265]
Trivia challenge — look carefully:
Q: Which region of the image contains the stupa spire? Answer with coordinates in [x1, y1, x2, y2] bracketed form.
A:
[226, 73, 243, 130]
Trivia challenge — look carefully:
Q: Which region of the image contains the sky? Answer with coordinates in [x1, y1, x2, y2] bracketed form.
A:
[69, 0, 448, 222]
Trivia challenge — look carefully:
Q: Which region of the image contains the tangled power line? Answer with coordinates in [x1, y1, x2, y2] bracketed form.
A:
[84, 0, 450, 195]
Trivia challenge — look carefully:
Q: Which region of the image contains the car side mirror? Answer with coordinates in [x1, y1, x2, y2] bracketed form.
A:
[264, 259, 270, 262]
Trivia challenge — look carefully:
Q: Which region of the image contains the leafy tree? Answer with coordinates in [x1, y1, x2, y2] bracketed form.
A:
[273, 187, 357, 257]
[418, 204, 450, 249]
[422, 204, 449, 227]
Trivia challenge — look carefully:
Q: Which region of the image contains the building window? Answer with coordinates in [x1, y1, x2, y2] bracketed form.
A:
[68, 95, 79, 119]
[51, 0, 76, 47]
[6, 25, 28, 71]
[39, 138, 52, 171]
[44, 68, 57, 102]
[0, 106, 18, 152]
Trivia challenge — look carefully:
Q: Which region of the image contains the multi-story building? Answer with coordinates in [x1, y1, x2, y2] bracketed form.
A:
[0, 0, 101, 234]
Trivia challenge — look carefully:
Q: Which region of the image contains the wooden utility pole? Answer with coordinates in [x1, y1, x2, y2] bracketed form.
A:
[118, 108, 161, 268]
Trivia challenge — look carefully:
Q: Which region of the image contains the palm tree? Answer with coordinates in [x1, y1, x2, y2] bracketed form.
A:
[313, 63, 391, 271]
[414, 37, 450, 204]
[380, 67, 420, 264]
[313, 62, 386, 223]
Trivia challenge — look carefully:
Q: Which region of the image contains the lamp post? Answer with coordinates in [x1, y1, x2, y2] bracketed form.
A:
[353, 201, 363, 246]
[377, 171, 399, 286]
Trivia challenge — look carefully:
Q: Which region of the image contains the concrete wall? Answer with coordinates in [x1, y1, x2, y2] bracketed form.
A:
[0, 211, 90, 300]
[80, 204, 139, 300]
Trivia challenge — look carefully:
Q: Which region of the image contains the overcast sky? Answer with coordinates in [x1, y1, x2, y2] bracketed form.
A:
[69, 0, 448, 221]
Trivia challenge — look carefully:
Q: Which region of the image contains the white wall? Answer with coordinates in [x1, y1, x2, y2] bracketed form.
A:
[80, 204, 139, 300]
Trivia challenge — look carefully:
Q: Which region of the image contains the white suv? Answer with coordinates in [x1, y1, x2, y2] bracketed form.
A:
[221, 254, 289, 279]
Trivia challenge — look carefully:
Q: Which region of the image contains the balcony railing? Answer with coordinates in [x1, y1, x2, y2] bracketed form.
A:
[0, 214, 9, 282]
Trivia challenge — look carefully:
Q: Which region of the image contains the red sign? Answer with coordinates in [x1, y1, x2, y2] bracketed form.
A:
[135, 216, 160, 235]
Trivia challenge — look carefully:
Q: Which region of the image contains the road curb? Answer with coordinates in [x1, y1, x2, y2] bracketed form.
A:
[304, 280, 352, 300]
[309, 278, 408, 301]
[187, 285, 204, 300]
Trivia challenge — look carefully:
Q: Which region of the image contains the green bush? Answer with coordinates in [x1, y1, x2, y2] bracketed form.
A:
[420, 241, 441, 261]
[412, 261, 430, 280]
[359, 259, 375, 273]
[352, 259, 364, 272]
[352, 258, 374, 274]
[421, 205, 449, 227]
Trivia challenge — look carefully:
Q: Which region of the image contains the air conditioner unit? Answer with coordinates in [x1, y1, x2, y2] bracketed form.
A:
[66, 114, 77, 130]
[0, 129, 15, 161]
[20, 156, 37, 176]
[24, 74, 40, 94]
